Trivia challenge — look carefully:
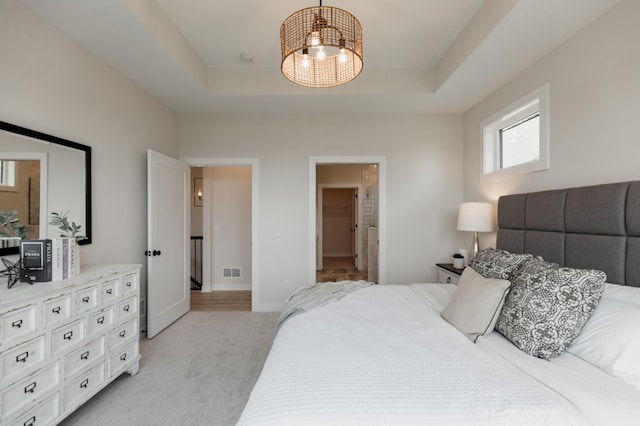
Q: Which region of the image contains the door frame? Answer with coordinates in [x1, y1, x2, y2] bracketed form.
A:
[317, 184, 363, 271]
[181, 157, 259, 310]
[309, 156, 387, 285]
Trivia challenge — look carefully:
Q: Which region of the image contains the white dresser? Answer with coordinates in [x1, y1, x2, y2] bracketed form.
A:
[0, 264, 141, 426]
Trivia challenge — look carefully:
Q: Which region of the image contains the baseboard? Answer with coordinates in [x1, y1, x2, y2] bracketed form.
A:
[211, 283, 252, 291]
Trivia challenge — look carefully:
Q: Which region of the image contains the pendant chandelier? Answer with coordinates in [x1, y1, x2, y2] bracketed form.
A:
[280, 1, 363, 88]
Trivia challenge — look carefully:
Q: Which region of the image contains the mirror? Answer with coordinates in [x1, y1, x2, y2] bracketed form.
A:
[0, 121, 91, 255]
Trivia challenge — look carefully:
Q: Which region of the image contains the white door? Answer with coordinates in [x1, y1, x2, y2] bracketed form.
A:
[147, 150, 190, 338]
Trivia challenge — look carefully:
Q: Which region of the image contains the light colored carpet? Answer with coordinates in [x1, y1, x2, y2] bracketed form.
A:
[59, 311, 279, 426]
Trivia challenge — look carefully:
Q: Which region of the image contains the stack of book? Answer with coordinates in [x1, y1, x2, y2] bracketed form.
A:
[21, 238, 81, 282]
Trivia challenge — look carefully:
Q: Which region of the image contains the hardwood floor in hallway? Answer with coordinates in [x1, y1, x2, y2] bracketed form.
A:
[190, 290, 251, 311]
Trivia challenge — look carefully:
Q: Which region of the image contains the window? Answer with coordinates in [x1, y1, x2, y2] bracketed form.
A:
[482, 84, 549, 178]
[0, 160, 16, 188]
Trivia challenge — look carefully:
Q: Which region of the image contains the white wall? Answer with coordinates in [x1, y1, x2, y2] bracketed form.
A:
[210, 166, 252, 290]
[0, 2, 179, 315]
[179, 114, 465, 310]
[463, 0, 640, 211]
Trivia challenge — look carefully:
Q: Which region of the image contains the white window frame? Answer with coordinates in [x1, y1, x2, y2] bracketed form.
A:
[481, 84, 550, 179]
[0, 160, 16, 190]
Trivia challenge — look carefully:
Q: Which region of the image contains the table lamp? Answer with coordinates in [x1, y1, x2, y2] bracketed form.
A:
[456, 202, 496, 262]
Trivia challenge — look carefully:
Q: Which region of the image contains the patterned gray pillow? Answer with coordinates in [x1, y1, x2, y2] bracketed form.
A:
[470, 248, 535, 280]
[495, 261, 606, 359]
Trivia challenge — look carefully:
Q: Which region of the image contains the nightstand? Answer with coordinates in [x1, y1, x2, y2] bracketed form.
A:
[436, 263, 464, 285]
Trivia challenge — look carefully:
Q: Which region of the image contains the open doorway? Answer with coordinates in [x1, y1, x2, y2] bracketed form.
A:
[310, 158, 386, 285]
[185, 158, 259, 311]
[317, 186, 366, 282]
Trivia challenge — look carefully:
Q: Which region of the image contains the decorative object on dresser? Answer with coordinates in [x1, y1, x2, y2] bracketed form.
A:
[436, 263, 463, 285]
[452, 253, 465, 269]
[0, 264, 141, 425]
[456, 202, 496, 262]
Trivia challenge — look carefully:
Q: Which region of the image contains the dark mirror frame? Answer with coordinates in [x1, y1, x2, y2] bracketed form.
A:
[0, 120, 92, 255]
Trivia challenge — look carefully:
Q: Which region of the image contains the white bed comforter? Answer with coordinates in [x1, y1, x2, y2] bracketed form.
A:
[238, 284, 596, 426]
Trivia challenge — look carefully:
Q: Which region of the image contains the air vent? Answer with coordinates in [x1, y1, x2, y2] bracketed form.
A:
[222, 267, 241, 278]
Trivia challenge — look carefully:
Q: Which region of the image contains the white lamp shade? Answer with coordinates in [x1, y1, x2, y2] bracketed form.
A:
[456, 202, 496, 232]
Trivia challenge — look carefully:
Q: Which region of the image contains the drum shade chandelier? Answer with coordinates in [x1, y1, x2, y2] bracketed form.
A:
[280, 1, 363, 88]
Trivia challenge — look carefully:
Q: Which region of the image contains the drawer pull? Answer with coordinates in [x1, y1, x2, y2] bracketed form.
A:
[80, 378, 89, 389]
[446, 277, 451, 283]
[123, 305, 130, 312]
[120, 353, 127, 361]
[97, 316, 105, 324]
[24, 381, 37, 394]
[126, 281, 132, 287]
[119, 330, 126, 338]
[64, 331, 73, 340]
[16, 351, 29, 363]
[82, 296, 90, 303]
[81, 351, 90, 360]
[24, 415, 36, 426]
[106, 289, 113, 295]
[12, 319, 23, 328]
[52, 306, 61, 314]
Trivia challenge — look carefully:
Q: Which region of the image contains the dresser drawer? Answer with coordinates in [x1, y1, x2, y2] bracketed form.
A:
[116, 297, 137, 322]
[51, 320, 85, 356]
[87, 306, 114, 337]
[109, 319, 137, 350]
[1, 362, 59, 421]
[109, 341, 138, 378]
[1, 304, 38, 345]
[8, 393, 59, 426]
[43, 294, 72, 326]
[1, 335, 46, 382]
[64, 363, 105, 411]
[75, 286, 98, 314]
[65, 336, 105, 379]
[100, 279, 119, 304]
[120, 273, 138, 297]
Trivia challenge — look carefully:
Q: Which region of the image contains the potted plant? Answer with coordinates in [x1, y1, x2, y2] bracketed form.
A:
[49, 211, 86, 240]
[452, 253, 465, 269]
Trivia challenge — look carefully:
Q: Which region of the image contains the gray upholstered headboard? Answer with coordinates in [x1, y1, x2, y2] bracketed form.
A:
[496, 181, 640, 287]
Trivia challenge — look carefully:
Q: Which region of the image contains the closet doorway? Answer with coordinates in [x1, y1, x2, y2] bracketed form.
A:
[310, 157, 386, 285]
[184, 158, 259, 311]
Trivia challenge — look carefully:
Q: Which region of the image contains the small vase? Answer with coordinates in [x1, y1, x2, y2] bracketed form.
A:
[453, 257, 464, 269]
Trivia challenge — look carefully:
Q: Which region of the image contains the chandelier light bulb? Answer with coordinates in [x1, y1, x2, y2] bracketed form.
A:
[316, 46, 326, 60]
[338, 48, 348, 63]
[310, 31, 320, 46]
[302, 53, 310, 68]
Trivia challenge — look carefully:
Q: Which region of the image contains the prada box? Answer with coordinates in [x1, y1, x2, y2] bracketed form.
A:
[21, 239, 52, 282]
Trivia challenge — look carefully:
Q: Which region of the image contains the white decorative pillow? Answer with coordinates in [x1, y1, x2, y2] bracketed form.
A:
[441, 267, 511, 343]
[470, 247, 534, 281]
[495, 261, 606, 359]
[568, 297, 640, 390]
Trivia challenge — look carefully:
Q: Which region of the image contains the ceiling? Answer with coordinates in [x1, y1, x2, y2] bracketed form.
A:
[22, 0, 620, 115]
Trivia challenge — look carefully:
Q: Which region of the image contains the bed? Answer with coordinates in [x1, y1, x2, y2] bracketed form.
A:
[238, 181, 640, 425]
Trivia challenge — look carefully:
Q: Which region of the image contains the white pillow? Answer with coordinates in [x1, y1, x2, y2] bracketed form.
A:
[568, 296, 640, 390]
[604, 283, 640, 306]
[441, 267, 511, 342]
